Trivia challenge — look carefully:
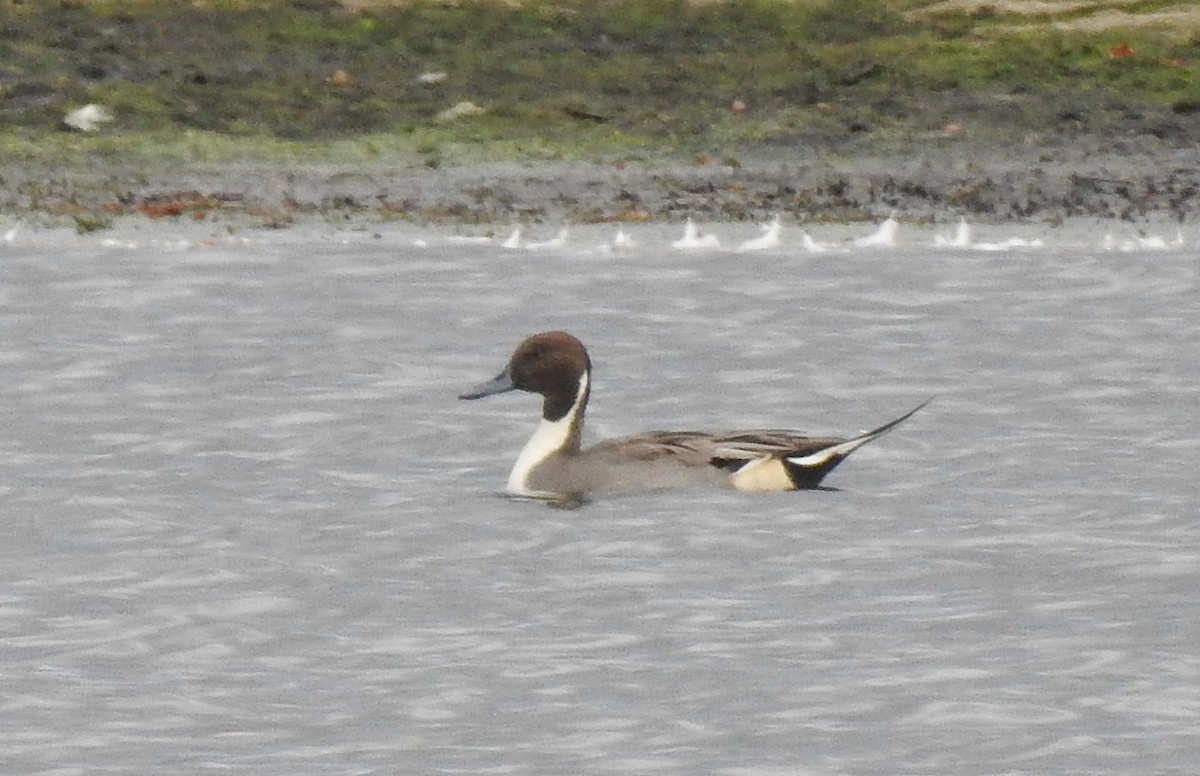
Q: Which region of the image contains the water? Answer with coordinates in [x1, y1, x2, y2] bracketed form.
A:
[1, 222, 1197, 774]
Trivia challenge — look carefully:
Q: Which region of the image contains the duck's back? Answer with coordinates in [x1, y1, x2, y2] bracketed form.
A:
[537, 430, 849, 494]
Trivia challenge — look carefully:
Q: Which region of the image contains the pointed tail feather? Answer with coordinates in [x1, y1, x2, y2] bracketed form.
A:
[786, 397, 933, 473]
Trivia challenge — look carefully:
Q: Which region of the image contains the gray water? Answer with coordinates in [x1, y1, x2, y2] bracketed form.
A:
[2, 222, 1197, 775]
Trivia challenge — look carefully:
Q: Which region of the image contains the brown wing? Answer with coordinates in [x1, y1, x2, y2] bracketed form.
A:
[590, 430, 846, 473]
[589, 431, 726, 467]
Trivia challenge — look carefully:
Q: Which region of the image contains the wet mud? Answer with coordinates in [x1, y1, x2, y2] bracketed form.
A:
[4, 133, 1198, 229]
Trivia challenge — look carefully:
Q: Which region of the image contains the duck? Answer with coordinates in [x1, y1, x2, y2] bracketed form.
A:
[460, 331, 929, 502]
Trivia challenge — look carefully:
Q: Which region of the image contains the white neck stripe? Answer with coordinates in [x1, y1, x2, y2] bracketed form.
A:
[506, 371, 589, 495]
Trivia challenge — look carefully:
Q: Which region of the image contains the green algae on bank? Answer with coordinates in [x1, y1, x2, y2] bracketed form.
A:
[2, 0, 1199, 162]
[3, 1, 1200, 226]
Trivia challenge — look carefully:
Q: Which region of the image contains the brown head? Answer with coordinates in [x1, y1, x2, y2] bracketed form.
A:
[460, 331, 592, 422]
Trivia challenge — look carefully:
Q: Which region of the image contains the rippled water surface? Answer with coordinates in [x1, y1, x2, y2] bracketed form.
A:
[2, 222, 1197, 774]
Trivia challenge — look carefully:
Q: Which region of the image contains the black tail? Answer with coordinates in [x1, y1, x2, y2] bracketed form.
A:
[783, 398, 933, 488]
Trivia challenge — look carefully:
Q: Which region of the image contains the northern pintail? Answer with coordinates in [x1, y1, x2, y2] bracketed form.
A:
[460, 332, 928, 501]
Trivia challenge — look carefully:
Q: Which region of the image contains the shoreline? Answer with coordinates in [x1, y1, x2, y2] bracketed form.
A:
[4, 137, 1198, 230]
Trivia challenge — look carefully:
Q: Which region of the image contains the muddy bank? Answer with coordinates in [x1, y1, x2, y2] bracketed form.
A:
[4, 134, 1198, 229]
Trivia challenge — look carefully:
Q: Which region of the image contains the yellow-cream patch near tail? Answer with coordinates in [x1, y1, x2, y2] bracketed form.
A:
[730, 457, 795, 492]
